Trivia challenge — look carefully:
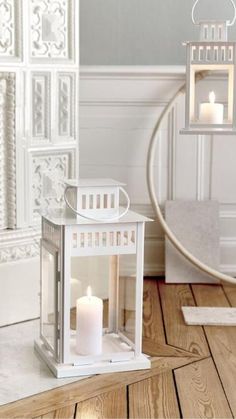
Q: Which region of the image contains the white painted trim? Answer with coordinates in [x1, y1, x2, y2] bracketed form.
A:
[220, 211, 236, 218]
[220, 264, 236, 274]
[196, 135, 205, 201]
[2, 66, 236, 280]
[80, 66, 186, 79]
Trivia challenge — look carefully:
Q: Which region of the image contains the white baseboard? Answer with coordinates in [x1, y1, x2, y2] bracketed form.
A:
[0, 257, 40, 327]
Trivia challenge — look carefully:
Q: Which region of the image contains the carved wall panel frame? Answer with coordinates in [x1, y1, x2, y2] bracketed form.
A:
[0, 0, 22, 62]
[56, 72, 76, 141]
[29, 147, 76, 224]
[0, 0, 79, 263]
[0, 72, 16, 231]
[29, 0, 75, 63]
[31, 72, 51, 142]
[0, 227, 40, 263]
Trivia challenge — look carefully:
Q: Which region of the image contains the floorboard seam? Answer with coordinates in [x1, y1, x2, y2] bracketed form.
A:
[126, 385, 130, 419]
[172, 355, 211, 371]
[222, 285, 233, 307]
[172, 369, 183, 419]
[73, 403, 78, 419]
[157, 281, 168, 345]
[190, 284, 211, 357]
[208, 351, 234, 418]
[164, 344, 201, 358]
[201, 325, 235, 417]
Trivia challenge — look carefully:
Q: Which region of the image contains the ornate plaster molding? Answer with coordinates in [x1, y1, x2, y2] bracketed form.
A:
[0, 227, 40, 264]
[0, 0, 22, 61]
[0, 72, 16, 230]
[29, 0, 75, 63]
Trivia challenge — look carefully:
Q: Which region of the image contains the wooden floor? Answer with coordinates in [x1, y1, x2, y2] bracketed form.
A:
[1, 278, 236, 418]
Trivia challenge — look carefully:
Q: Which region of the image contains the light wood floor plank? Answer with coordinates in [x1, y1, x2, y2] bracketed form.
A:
[159, 283, 210, 356]
[142, 338, 199, 358]
[192, 284, 236, 417]
[175, 358, 232, 418]
[75, 388, 127, 419]
[192, 284, 229, 307]
[0, 357, 197, 418]
[143, 279, 165, 343]
[35, 405, 75, 419]
[223, 285, 236, 307]
[129, 372, 180, 419]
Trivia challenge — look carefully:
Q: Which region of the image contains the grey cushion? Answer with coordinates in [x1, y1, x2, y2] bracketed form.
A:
[165, 200, 220, 284]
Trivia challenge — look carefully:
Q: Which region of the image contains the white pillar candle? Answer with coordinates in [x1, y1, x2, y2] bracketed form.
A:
[76, 286, 103, 356]
[199, 91, 224, 124]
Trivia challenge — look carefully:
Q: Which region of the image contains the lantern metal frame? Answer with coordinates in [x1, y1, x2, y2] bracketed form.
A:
[180, 0, 236, 135]
[35, 179, 152, 378]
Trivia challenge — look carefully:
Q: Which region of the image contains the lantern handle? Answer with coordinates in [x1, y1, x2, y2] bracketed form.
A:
[192, 0, 236, 26]
[64, 185, 131, 222]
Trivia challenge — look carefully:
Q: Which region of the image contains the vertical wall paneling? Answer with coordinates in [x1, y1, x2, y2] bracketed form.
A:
[80, 67, 236, 276]
[0, 0, 79, 325]
[167, 105, 177, 201]
[196, 135, 205, 201]
[0, 0, 79, 232]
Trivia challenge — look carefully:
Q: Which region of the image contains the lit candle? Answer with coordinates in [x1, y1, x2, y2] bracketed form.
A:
[76, 286, 103, 356]
[199, 91, 224, 124]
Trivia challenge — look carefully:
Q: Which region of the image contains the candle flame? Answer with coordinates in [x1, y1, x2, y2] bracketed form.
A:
[209, 91, 216, 104]
[87, 286, 92, 298]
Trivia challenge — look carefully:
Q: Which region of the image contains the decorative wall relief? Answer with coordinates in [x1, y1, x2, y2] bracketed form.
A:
[29, 0, 74, 63]
[5, 73, 16, 229]
[57, 72, 76, 140]
[31, 72, 50, 141]
[0, 0, 79, 265]
[0, 77, 7, 230]
[30, 149, 75, 222]
[0, 228, 40, 263]
[0, 0, 22, 61]
[0, 73, 16, 231]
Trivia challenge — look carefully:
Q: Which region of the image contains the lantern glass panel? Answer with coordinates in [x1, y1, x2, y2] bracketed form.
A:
[41, 243, 58, 355]
[191, 68, 231, 126]
[70, 255, 110, 332]
[67, 253, 137, 364]
[118, 254, 137, 346]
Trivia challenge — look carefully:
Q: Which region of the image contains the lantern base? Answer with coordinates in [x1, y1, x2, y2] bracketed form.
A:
[180, 128, 236, 135]
[34, 339, 151, 378]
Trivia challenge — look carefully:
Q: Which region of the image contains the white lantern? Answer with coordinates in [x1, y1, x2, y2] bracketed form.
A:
[35, 179, 152, 378]
[181, 0, 236, 135]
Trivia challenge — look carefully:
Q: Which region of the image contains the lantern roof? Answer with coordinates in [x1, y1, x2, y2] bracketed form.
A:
[42, 208, 153, 226]
[65, 178, 126, 188]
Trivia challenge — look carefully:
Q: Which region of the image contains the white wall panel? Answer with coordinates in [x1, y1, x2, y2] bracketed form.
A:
[0, 0, 22, 62]
[0, 257, 40, 327]
[0, 0, 79, 326]
[80, 66, 236, 276]
[211, 136, 236, 203]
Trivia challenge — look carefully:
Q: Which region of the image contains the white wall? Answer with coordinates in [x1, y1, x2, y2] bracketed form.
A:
[80, 0, 236, 65]
[0, 0, 79, 327]
[0, 258, 40, 326]
[2, 65, 236, 327]
[80, 66, 236, 276]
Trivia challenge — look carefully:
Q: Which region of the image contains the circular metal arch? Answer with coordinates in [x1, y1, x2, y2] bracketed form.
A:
[146, 72, 236, 285]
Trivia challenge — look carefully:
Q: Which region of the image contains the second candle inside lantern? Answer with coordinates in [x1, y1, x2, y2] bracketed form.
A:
[199, 91, 224, 124]
[76, 286, 103, 356]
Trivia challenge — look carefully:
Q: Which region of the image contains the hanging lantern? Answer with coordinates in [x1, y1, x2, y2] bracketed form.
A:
[181, 0, 236, 135]
[35, 179, 152, 378]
